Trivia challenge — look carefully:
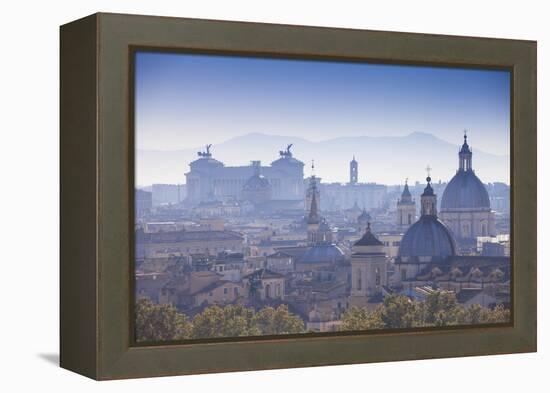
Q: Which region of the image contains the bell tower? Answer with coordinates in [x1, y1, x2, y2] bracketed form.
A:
[420, 167, 437, 217]
[307, 190, 321, 245]
[397, 179, 416, 230]
[305, 160, 320, 212]
[349, 156, 358, 185]
[350, 223, 387, 301]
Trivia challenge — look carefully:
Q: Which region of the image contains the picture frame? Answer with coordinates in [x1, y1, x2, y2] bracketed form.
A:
[60, 12, 537, 380]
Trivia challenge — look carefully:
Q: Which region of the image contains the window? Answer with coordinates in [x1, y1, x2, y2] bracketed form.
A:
[223, 287, 228, 295]
[209, 292, 213, 297]
[401, 269, 406, 281]
[234, 287, 239, 296]
[375, 268, 381, 285]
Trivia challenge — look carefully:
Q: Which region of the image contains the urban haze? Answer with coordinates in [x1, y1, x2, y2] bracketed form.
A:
[134, 52, 511, 342]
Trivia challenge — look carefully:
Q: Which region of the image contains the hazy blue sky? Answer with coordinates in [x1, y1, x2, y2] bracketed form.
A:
[135, 51, 510, 157]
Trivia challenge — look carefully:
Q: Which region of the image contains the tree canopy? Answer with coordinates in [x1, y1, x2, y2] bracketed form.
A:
[252, 305, 304, 335]
[192, 305, 256, 339]
[135, 300, 305, 342]
[340, 291, 510, 331]
[135, 291, 510, 342]
[340, 306, 385, 331]
[135, 297, 191, 342]
[380, 294, 420, 328]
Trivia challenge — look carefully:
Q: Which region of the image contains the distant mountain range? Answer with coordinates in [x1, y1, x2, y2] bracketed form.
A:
[136, 132, 509, 186]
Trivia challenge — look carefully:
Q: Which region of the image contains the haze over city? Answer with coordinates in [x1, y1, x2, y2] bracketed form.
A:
[133, 50, 511, 341]
[136, 131, 509, 186]
[135, 51, 510, 186]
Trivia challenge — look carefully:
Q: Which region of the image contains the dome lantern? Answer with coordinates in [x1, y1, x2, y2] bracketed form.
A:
[420, 169, 437, 217]
[459, 129, 473, 172]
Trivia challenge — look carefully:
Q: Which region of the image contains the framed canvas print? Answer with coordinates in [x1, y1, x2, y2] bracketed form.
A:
[60, 13, 537, 380]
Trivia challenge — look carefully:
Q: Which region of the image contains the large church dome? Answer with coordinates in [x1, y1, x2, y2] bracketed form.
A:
[440, 133, 490, 211]
[440, 170, 490, 210]
[398, 216, 456, 258]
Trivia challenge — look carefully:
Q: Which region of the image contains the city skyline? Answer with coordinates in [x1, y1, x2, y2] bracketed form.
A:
[136, 130, 510, 186]
[134, 51, 511, 342]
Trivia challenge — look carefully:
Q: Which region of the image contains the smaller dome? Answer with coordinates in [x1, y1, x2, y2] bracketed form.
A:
[399, 216, 456, 259]
[300, 244, 345, 264]
[243, 174, 271, 191]
[242, 172, 272, 205]
[346, 201, 362, 213]
[357, 208, 371, 223]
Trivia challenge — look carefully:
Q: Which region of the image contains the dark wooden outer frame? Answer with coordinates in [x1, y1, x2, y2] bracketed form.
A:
[60, 12, 537, 380]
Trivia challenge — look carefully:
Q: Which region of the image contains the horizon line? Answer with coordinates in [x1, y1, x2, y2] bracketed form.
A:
[136, 130, 510, 157]
[135, 179, 511, 189]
